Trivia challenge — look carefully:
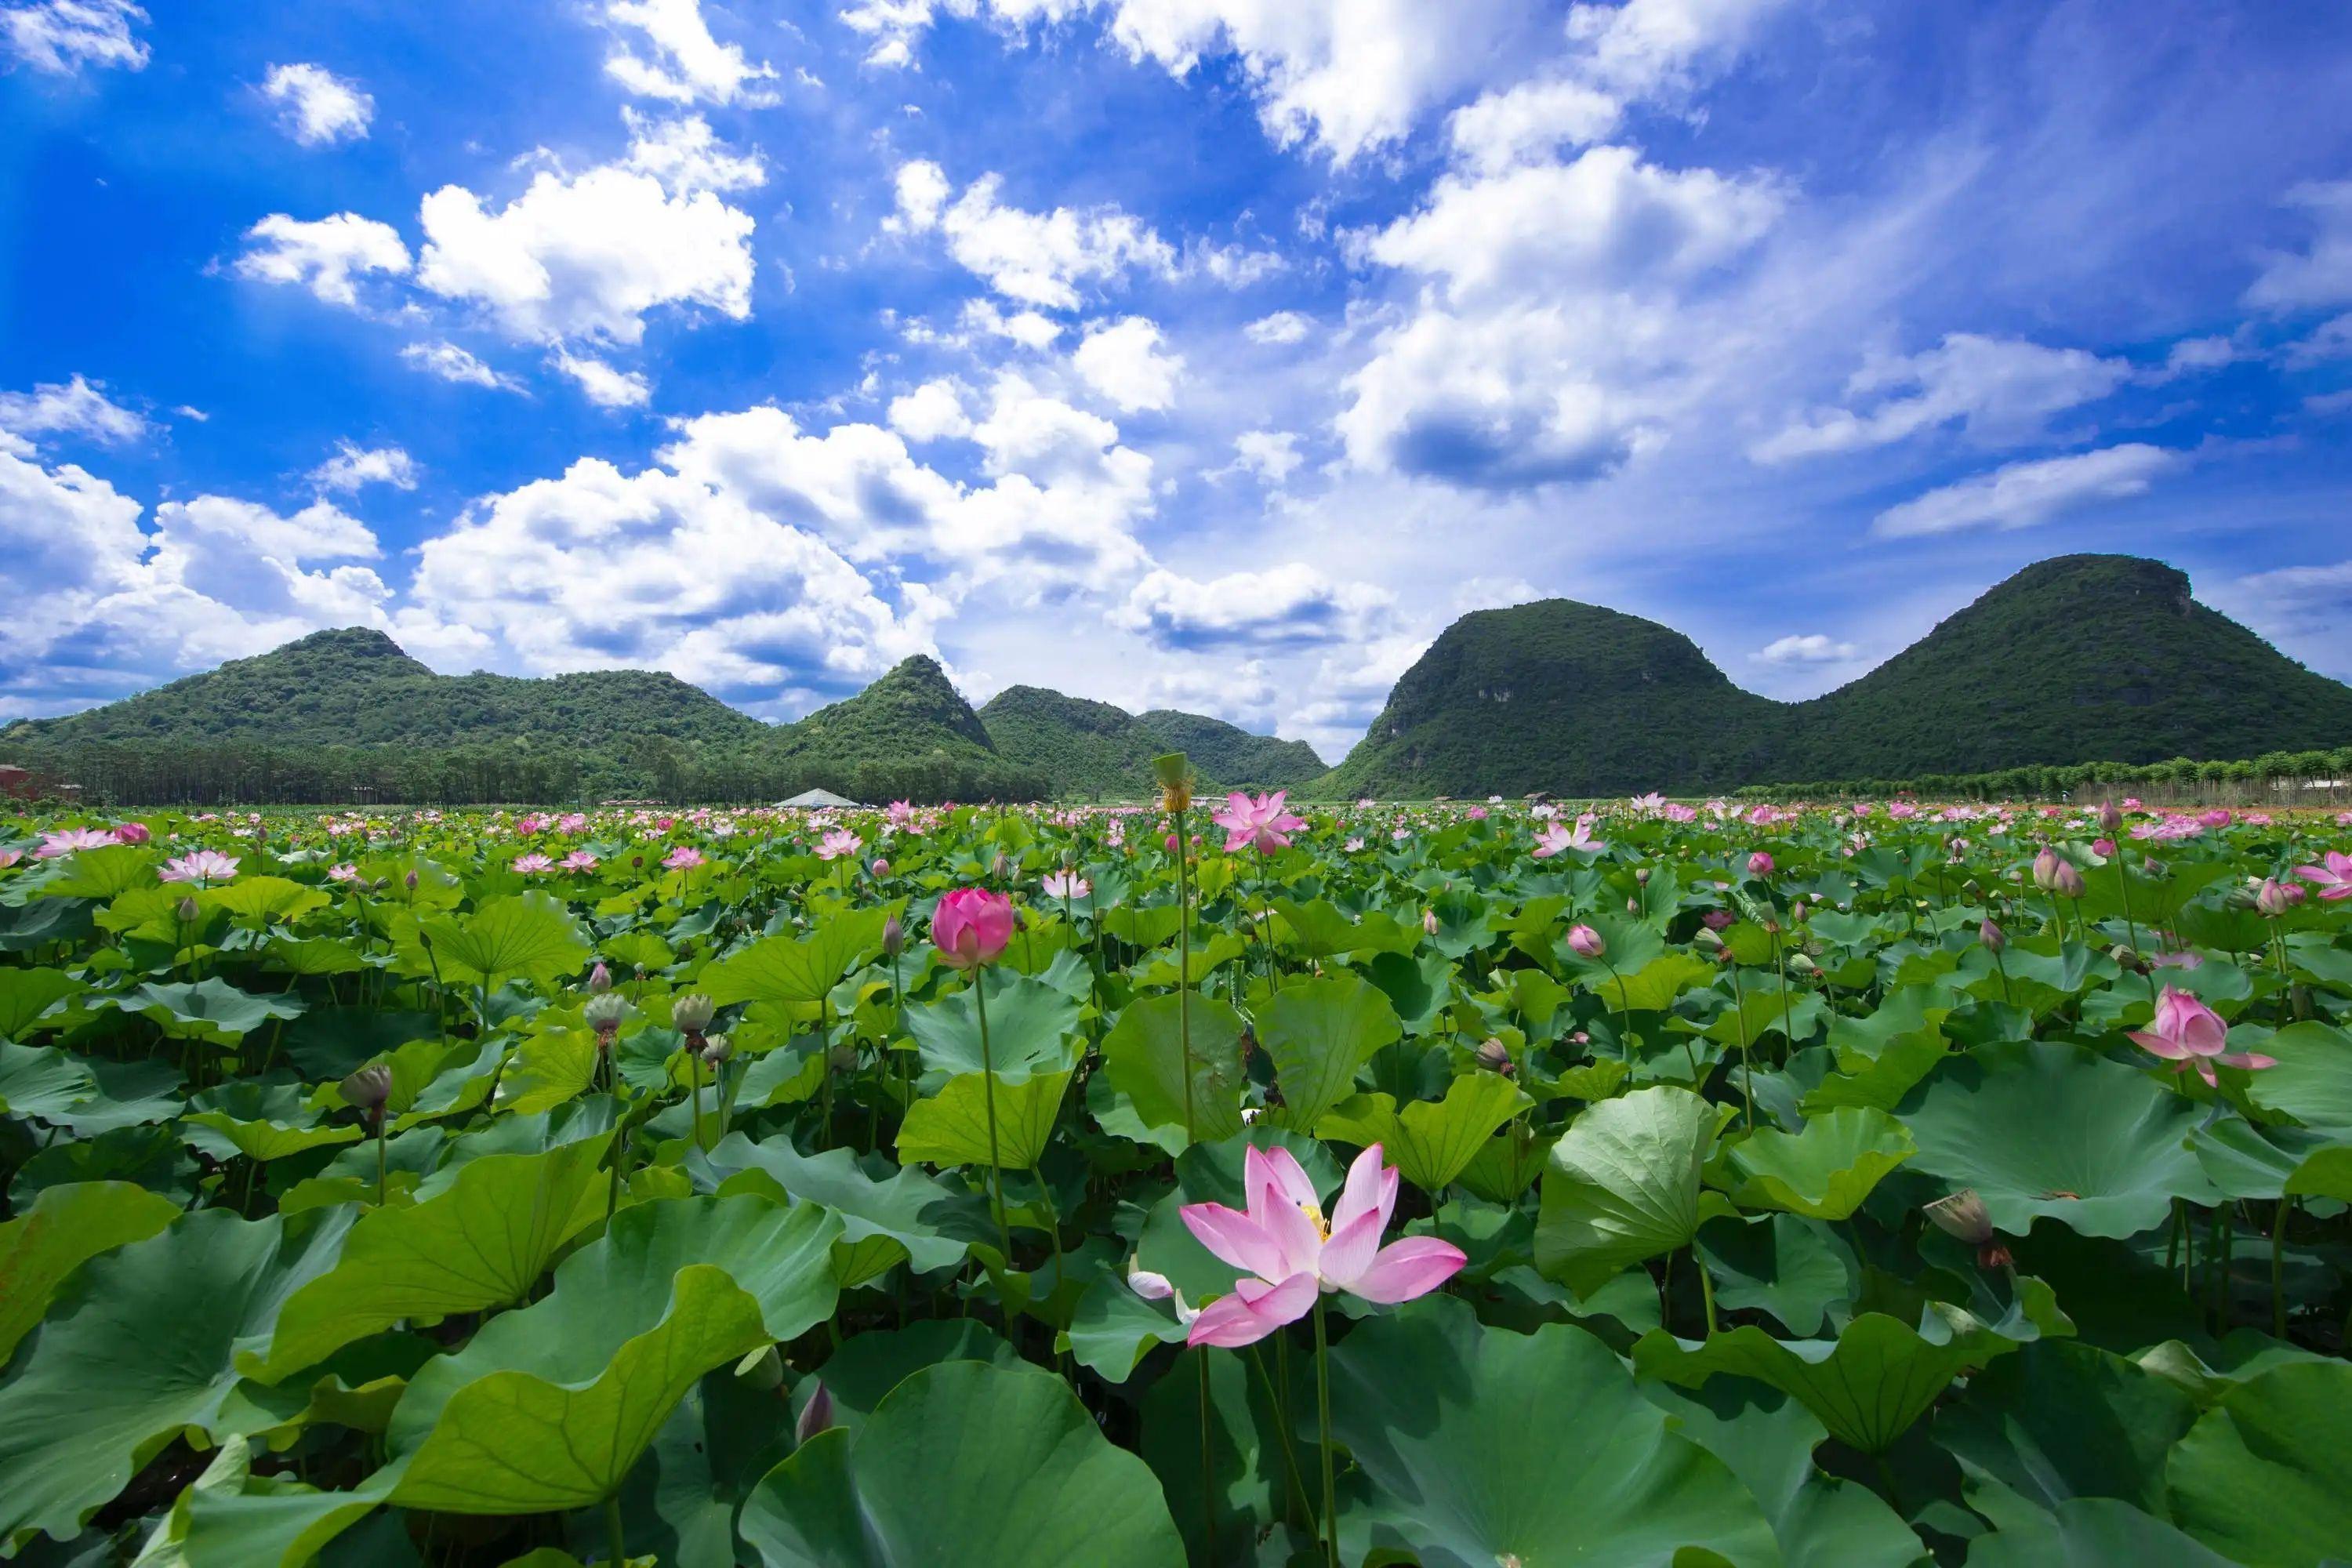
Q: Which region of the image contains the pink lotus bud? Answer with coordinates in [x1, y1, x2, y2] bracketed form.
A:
[404, 869, 419, 891]
[112, 822, 151, 844]
[2256, 878, 2299, 916]
[882, 914, 905, 958]
[1423, 909, 1440, 936]
[1126, 1257, 1176, 1300]
[795, 1381, 834, 1445]
[2099, 800, 2123, 832]
[672, 993, 717, 1034]
[933, 887, 1014, 969]
[1924, 1188, 2013, 1269]
[1979, 918, 2005, 953]
[2051, 860, 2085, 899]
[176, 895, 201, 924]
[341, 1063, 393, 1115]
[871, 857, 890, 877]
[1634, 867, 1651, 884]
[1746, 851, 1773, 877]
[587, 961, 613, 994]
[1567, 924, 1606, 959]
[2092, 837, 2117, 858]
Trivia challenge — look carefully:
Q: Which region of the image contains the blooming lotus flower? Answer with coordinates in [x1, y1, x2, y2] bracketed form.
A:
[662, 845, 706, 870]
[2294, 851, 2352, 901]
[158, 849, 240, 886]
[34, 828, 114, 858]
[815, 829, 862, 861]
[559, 849, 600, 873]
[1181, 1144, 1466, 1348]
[2129, 986, 2275, 1087]
[513, 852, 554, 874]
[933, 887, 1014, 969]
[1746, 851, 1774, 877]
[1040, 870, 1091, 900]
[1532, 813, 1605, 858]
[1213, 790, 1308, 855]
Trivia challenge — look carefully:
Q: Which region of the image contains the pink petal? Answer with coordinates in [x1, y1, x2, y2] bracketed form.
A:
[1233, 1272, 1318, 1326]
[2129, 1030, 2192, 1061]
[1180, 1203, 1287, 1281]
[1259, 1189, 1326, 1280]
[1330, 1143, 1388, 1234]
[1346, 1237, 1467, 1305]
[1186, 1292, 1280, 1348]
[1250, 1145, 1319, 1216]
[2194, 1060, 2220, 1088]
[1317, 1208, 1385, 1291]
[2217, 1051, 2278, 1072]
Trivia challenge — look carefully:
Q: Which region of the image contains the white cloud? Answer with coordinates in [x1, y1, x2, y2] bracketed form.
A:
[2285, 313, 2352, 370]
[1871, 444, 2182, 539]
[550, 348, 653, 408]
[235, 212, 413, 307]
[416, 162, 755, 343]
[1071, 316, 1183, 411]
[399, 340, 522, 390]
[309, 441, 419, 494]
[2246, 181, 2352, 311]
[2164, 335, 2245, 374]
[1243, 310, 1310, 346]
[1119, 561, 1393, 651]
[600, 0, 778, 106]
[1232, 429, 1301, 484]
[960, 299, 1063, 349]
[261, 63, 373, 147]
[2205, 560, 2352, 680]
[1447, 78, 1622, 172]
[0, 373, 149, 445]
[621, 107, 768, 194]
[1563, 0, 1791, 103]
[892, 161, 1175, 310]
[1751, 333, 2134, 463]
[1754, 632, 1858, 664]
[1, 0, 145, 75]
[887, 379, 972, 442]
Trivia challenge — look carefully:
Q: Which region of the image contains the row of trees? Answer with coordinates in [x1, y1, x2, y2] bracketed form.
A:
[1737, 747, 2352, 807]
[0, 738, 1050, 808]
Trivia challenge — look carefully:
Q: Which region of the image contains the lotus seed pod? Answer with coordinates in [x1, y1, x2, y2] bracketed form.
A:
[1474, 1038, 1515, 1076]
[584, 992, 630, 1030]
[671, 993, 717, 1034]
[342, 1063, 393, 1115]
[699, 1032, 733, 1067]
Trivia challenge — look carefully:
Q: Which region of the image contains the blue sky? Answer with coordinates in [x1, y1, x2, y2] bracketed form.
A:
[4, 0, 2350, 762]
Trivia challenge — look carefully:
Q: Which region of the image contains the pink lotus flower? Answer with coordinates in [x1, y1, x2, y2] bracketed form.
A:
[34, 828, 114, 858]
[933, 887, 1014, 969]
[1040, 870, 1091, 900]
[111, 822, 152, 844]
[2129, 986, 2275, 1087]
[158, 849, 240, 886]
[662, 846, 706, 870]
[1887, 801, 1918, 819]
[871, 857, 891, 877]
[1566, 924, 1606, 959]
[328, 862, 361, 883]
[1343, 837, 1364, 852]
[1746, 851, 1774, 877]
[1213, 790, 1308, 855]
[559, 849, 600, 873]
[1531, 813, 1605, 858]
[2294, 851, 2352, 901]
[1180, 1143, 1465, 1348]
[513, 852, 554, 874]
[815, 829, 862, 861]
[559, 812, 589, 833]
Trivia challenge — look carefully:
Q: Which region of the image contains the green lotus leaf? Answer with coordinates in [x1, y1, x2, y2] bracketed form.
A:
[2188, 1116, 2343, 1200]
[252, 1135, 615, 1380]
[1965, 1497, 2234, 1568]
[119, 977, 306, 1043]
[498, 1026, 603, 1114]
[1258, 972, 1403, 1132]
[905, 969, 1082, 1086]
[802, 1319, 1022, 1438]
[896, 1069, 1071, 1171]
[1063, 1270, 1191, 1381]
[38, 844, 158, 899]
[0, 1181, 180, 1367]
[204, 876, 329, 926]
[1317, 1070, 1530, 1194]
[696, 1134, 993, 1275]
[1935, 1341, 2198, 1522]
[1899, 1040, 2216, 1238]
[1329, 1295, 1777, 1568]
[0, 1040, 96, 1120]
[1270, 898, 1418, 958]
[1693, 1213, 1855, 1336]
[2166, 1359, 2352, 1566]
[700, 909, 889, 1007]
[265, 936, 365, 977]
[1098, 990, 1247, 1151]
[1633, 1306, 2020, 1455]
[182, 1080, 361, 1164]
[2242, 1019, 2352, 1130]
[0, 967, 83, 1039]
[1455, 1118, 1554, 1203]
[739, 1360, 1185, 1567]
[412, 892, 590, 990]
[1536, 1085, 1730, 1298]
[0, 1205, 354, 1546]
[1723, 1106, 1916, 1220]
[1605, 952, 1721, 1013]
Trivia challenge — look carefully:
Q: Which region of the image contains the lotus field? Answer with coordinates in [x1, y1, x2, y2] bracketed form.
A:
[5, 775, 2352, 1568]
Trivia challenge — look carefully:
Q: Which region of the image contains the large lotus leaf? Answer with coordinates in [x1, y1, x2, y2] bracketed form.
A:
[52, 1054, 183, 1137]
[282, 1006, 437, 1080]
[1723, 1106, 1916, 1221]
[204, 877, 329, 926]
[904, 970, 1081, 1086]
[701, 909, 889, 1007]
[1098, 990, 1247, 1151]
[265, 936, 366, 977]
[0, 1205, 354, 1545]
[1271, 898, 1420, 959]
[615, 1363, 795, 1568]
[896, 1069, 1070, 1171]
[414, 892, 590, 989]
[1934, 1341, 2198, 1521]
[182, 1080, 361, 1164]
[0, 1181, 180, 1367]
[1062, 1270, 1192, 1381]
[802, 1320, 1022, 1438]
[0, 1040, 96, 1120]
[1329, 1295, 1777, 1568]
[1641, 1377, 1922, 1566]
[696, 1134, 994, 1275]
[1456, 1118, 1554, 1203]
[1898, 1040, 2216, 1238]
[1693, 1213, 1856, 1336]
[119, 978, 306, 1043]
[0, 967, 82, 1039]
[38, 844, 159, 899]
[1965, 1498, 2234, 1568]
[253, 1136, 615, 1380]
[497, 1026, 603, 1114]
[2187, 1116, 2343, 1200]
[1317, 1071, 1530, 1194]
[1536, 1085, 1730, 1298]
[739, 1359, 1185, 1567]
[2242, 1019, 2352, 1129]
[2165, 1359, 2352, 1566]
[1258, 973, 1403, 1132]
[1607, 952, 1722, 1013]
[1634, 1306, 2020, 1455]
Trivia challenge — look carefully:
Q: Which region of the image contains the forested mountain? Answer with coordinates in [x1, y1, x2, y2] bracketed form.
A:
[978, 688, 1327, 798]
[1323, 555, 2352, 797]
[1135, 710, 1326, 790]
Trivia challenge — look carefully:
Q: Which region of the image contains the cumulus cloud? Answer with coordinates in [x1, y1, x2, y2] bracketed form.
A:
[235, 212, 412, 306]
[2245, 181, 2352, 311]
[1071, 316, 1183, 412]
[600, 0, 777, 105]
[261, 63, 373, 147]
[1447, 78, 1622, 172]
[1754, 633, 1858, 664]
[399, 340, 523, 390]
[309, 441, 419, 494]
[550, 348, 653, 408]
[1, 0, 146, 74]
[1232, 429, 1301, 485]
[0, 374, 149, 445]
[621, 107, 768, 194]
[1751, 334, 2134, 463]
[2205, 559, 2352, 680]
[1871, 444, 2182, 538]
[1119, 562, 1394, 651]
[887, 379, 973, 443]
[891, 161, 1175, 310]
[1243, 310, 1311, 346]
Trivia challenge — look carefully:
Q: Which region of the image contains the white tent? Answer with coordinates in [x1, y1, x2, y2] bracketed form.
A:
[775, 788, 865, 808]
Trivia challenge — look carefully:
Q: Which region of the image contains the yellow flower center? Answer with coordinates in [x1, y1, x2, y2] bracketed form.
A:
[1300, 1200, 1330, 1242]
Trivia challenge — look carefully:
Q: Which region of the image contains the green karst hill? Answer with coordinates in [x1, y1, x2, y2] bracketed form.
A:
[978, 688, 1327, 798]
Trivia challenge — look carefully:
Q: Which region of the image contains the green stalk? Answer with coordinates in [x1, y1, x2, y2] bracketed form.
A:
[1313, 1298, 1338, 1568]
[2273, 1197, 2292, 1340]
[1697, 1247, 1719, 1336]
[1250, 1344, 1310, 1528]
[1197, 1352, 1218, 1566]
[1175, 804, 1196, 1143]
[974, 970, 1011, 1263]
[604, 1491, 626, 1566]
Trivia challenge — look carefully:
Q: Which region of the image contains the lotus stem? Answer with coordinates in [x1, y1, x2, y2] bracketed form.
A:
[1175, 803, 1196, 1144]
[1313, 1295, 1338, 1568]
[974, 971, 1011, 1263]
[2273, 1197, 2292, 1340]
[1197, 1351, 1217, 1566]
[604, 1491, 626, 1566]
[1697, 1247, 1719, 1336]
